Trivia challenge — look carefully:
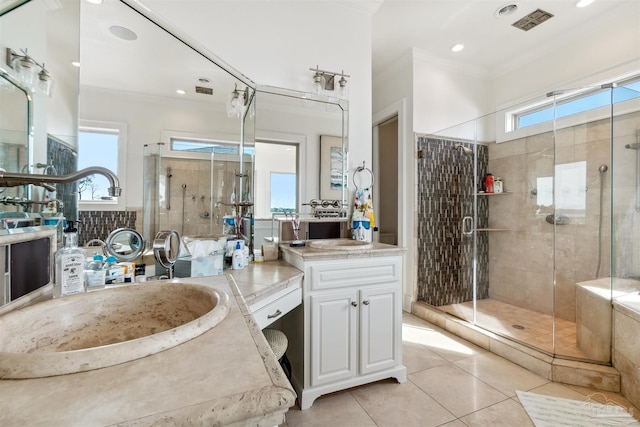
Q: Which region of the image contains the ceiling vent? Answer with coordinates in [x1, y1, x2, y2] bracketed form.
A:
[195, 86, 213, 95]
[512, 8, 554, 31]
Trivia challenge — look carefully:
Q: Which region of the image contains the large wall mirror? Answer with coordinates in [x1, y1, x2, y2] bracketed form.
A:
[0, 72, 30, 198]
[0, 0, 79, 216]
[1, 0, 348, 254]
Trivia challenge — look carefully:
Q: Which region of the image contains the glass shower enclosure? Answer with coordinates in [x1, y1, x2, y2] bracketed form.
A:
[143, 110, 256, 255]
[416, 82, 640, 365]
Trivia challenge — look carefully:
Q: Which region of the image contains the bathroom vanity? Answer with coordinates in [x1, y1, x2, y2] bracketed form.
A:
[280, 240, 407, 410]
[0, 264, 301, 426]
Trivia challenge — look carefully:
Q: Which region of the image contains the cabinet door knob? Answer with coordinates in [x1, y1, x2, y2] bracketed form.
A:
[351, 301, 358, 307]
[362, 300, 370, 305]
[267, 309, 282, 319]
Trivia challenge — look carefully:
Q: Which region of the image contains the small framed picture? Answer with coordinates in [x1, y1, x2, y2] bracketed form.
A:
[320, 135, 348, 200]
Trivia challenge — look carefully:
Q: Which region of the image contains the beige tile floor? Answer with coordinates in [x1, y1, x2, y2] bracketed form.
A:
[439, 298, 590, 359]
[281, 313, 639, 427]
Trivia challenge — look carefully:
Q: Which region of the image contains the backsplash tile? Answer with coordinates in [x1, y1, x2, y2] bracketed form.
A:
[78, 210, 137, 246]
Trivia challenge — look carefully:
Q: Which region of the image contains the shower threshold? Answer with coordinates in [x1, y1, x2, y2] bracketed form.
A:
[411, 300, 621, 393]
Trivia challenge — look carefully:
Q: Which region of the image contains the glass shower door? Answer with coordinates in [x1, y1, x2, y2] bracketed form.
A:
[416, 119, 479, 324]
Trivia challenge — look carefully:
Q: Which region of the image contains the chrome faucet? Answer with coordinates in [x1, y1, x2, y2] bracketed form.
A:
[0, 166, 122, 197]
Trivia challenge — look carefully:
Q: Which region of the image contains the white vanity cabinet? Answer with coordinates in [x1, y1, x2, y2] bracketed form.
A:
[310, 284, 399, 386]
[281, 251, 406, 410]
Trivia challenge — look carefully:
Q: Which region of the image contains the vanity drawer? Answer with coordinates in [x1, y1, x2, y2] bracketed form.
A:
[251, 286, 302, 329]
[307, 256, 402, 291]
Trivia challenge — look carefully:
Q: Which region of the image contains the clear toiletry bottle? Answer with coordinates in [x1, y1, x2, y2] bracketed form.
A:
[85, 254, 106, 290]
[54, 221, 87, 298]
[494, 177, 503, 193]
[103, 255, 124, 285]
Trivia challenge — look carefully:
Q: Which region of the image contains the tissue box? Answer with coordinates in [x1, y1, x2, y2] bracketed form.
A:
[174, 254, 224, 277]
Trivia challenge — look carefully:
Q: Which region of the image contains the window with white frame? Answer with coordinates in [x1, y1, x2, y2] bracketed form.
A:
[77, 121, 127, 209]
[510, 76, 640, 131]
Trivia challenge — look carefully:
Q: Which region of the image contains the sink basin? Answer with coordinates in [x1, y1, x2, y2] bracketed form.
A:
[308, 239, 373, 251]
[0, 281, 230, 379]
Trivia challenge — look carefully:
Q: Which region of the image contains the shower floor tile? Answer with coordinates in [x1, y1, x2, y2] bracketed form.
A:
[438, 298, 592, 360]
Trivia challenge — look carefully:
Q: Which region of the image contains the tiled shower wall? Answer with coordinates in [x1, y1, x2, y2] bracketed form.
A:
[487, 113, 639, 321]
[143, 150, 253, 245]
[416, 136, 489, 306]
[47, 135, 78, 221]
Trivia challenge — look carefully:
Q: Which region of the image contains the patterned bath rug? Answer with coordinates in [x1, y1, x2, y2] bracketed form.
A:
[517, 390, 640, 427]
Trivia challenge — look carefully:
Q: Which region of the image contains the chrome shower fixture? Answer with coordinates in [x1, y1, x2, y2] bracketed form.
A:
[598, 165, 608, 174]
[452, 144, 472, 155]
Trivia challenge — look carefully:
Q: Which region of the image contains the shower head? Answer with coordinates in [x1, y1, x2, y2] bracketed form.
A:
[598, 165, 608, 174]
[452, 144, 472, 155]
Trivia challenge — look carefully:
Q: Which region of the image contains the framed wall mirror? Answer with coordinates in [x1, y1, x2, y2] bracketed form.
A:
[0, 72, 30, 201]
[1, 0, 348, 254]
[0, 0, 80, 218]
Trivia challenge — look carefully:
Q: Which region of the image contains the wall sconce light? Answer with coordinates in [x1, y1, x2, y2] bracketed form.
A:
[5, 48, 53, 96]
[309, 66, 350, 99]
[227, 83, 250, 118]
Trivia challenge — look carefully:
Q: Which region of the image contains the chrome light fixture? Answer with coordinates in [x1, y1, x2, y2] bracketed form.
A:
[309, 66, 350, 99]
[227, 83, 249, 118]
[6, 48, 53, 96]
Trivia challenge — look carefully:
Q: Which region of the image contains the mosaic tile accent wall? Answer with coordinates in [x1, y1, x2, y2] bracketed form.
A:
[47, 135, 78, 221]
[416, 136, 489, 306]
[78, 210, 137, 246]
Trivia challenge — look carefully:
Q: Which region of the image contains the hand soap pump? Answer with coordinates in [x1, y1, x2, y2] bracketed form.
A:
[54, 220, 87, 298]
[232, 241, 244, 270]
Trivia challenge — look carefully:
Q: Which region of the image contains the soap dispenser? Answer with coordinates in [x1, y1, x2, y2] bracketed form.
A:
[232, 241, 244, 270]
[54, 220, 86, 298]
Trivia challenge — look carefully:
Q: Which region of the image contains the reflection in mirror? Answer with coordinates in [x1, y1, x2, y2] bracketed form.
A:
[0, 72, 29, 203]
[255, 88, 348, 199]
[104, 227, 144, 262]
[78, 0, 256, 248]
[0, 0, 80, 220]
[3, 0, 348, 255]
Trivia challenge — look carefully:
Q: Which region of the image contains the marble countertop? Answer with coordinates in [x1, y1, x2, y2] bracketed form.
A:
[280, 240, 406, 261]
[229, 260, 303, 307]
[0, 262, 301, 426]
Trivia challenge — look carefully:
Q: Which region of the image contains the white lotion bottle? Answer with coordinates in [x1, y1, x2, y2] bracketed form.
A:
[232, 241, 244, 270]
[54, 221, 86, 298]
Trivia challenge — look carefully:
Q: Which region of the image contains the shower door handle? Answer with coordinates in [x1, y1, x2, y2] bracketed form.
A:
[462, 216, 473, 235]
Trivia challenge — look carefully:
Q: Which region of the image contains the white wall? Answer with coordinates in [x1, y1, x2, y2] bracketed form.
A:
[490, 1, 640, 111]
[412, 50, 490, 136]
[372, 51, 413, 309]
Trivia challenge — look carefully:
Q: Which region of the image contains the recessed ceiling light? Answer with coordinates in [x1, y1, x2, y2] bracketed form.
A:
[451, 43, 464, 53]
[71, 61, 80, 67]
[575, 0, 594, 7]
[176, 89, 186, 95]
[495, 4, 518, 17]
[86, 0, 103, 4]
[109, 25, 137, 41]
